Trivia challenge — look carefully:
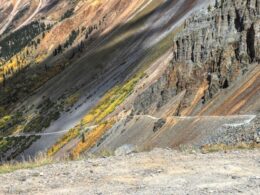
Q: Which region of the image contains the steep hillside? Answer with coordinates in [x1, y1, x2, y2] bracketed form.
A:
[59, 0, 260, 159]
[0, 0, 259, 161]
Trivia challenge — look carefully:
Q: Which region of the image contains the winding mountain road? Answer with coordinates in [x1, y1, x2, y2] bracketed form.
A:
[0, 0, 45, 34]
[0, 0, 22, 35]
[14, 0, 43, 31]
[4, 125, 97, 138]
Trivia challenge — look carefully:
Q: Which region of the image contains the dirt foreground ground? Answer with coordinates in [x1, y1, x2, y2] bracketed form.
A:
[0, 149, 259, 195]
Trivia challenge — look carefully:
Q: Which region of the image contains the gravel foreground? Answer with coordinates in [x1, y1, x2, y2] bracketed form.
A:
[0, 149, 260, 195]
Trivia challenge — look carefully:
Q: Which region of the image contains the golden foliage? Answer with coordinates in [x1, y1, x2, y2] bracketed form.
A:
[47, 125, 80, 156]
[201, 143, 260, 153]
[64, 93, 80, 108]
[70, 120, 115, 159]
[82, 72, 144, 125]
[0, 115, 12, 130]
[48, 72, 144, 156]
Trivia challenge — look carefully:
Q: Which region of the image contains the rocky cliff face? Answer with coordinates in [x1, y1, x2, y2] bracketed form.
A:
[134, 0, 260, 116]
[0, 0, 259, 160]
[1, 0, 210, 161]
[71, 0, 260, 158]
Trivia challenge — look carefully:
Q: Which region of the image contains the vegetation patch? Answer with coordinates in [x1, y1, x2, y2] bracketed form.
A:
[48, 72, 145, 156]
[23, 111, 60, 133]
[64, 92, 80, 109]
[0, 153, 53, 174]
[201, 142, 260, 153]
[82, 72, 145, 124]
[47, 125, 81, 157]
[12, 5, 30, 24]
[60, 8, 75, 21]
[64, 29, 80, 49]
[0, 21, 48, 60]
[0, 112, 23, 136]
[0, 136, 40, 161]
[71, 120, 115, 159]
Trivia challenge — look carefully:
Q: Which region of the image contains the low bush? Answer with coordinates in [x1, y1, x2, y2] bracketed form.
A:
[70, 120, 115, 159]
[0, 153, 53, 174]
[47, 125, 80, 157]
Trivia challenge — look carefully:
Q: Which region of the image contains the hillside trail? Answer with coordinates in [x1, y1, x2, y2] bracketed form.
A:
[6, 115, 256, 138]
[0, 0, 22, 35]
[14, 0, 43, 31]
[4, 125, 97, 138]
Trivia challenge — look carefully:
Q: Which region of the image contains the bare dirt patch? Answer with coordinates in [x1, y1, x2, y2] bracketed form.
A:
[0, 149, 259, 195]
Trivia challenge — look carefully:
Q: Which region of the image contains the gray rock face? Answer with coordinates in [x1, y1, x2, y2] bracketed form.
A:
[173, 0, 260, 100]
[114, 144, 136, 156]
[133, 68, 178, 114]
[173, 0, 259, 67]
[153, 118, 166, 133]
[134, 0, 259, 115]
[202, 115, 260, 146]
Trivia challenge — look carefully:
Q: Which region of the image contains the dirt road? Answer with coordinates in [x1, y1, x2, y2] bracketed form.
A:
[0, 0, 22, 35]
[0, 149, 259, 194]
[14, 0, 43, 31]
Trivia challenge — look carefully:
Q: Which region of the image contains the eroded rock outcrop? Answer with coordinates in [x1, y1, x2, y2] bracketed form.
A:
[134, 0, 259, 116]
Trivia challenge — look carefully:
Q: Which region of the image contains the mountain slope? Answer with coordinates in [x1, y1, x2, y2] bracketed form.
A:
[74, 0, 260, 158]
[0, 0, 259, 161]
